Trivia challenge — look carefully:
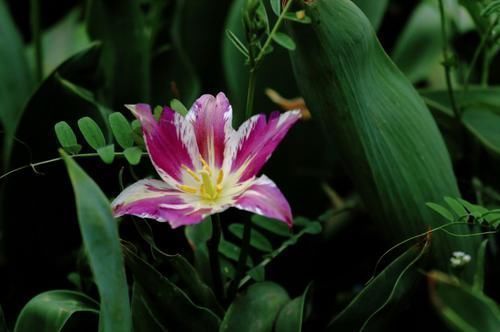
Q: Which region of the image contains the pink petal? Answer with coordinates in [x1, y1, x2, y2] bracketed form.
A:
[111, 179, 211, 228]
[234, 175, 293, 226]
[126, 104, 198, 183]
[229, 110, 301, 181]
[186, 92, 233, 169]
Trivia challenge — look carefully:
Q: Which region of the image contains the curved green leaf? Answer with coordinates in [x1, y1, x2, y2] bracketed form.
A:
[429, 271, 500, 332]
[220, 282, 290, 332]
[131, 283, 167, 332]
[328, 243, 427, 331]
[275, 284, 311, 332]
[272, 32, 296, 50]
[62, 152, 132, 332]
[97, 144, 115, 164]
[352, 0, 388, 30]
[0, 0, 34, 167]
[123, 147, 143, 165]
[463, 108, 500, 155]
[14, 290, 99, 332]
[54, 121, 82, 154]
[251, 215, 291, 237]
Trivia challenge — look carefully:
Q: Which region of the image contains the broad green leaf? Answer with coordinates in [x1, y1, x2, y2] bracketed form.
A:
[275, 284, 311, 332]
[426, 202, 454, 221]
[77, 117, 106, 150]
[473, 240, 488, 293]
[289, 0, 477, 275]
[109, 112, 134, 149]
[123, 245, 221, 331]
[352, 0, 389, 30]
[97, 144, 115, 164]
[220, 282, 290, 332]
[123, 147, 142, 165]
[62, 152, 132, 332]
[86, 0, 150, 107]
[54, 121, 82, 154]
[272, 32, 296, 50]
[463, 108, 500, 155]
[270, 0, 280, 16]
[391, 1, 443, 83]
[429, 271, 500, 332]
[0, 0, 34, 167]
[229, 223, 273, 252]
[328, 244, 427, 331]
[170, 98, 189, 116]
[131, 283, 167, 332]
[26, 8, 90, 76]
[252, 215, 291, 237]
[14, 290, 99, 332]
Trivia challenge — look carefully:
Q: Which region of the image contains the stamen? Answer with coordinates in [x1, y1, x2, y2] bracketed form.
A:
[217, 169, 224, 185]
[182, 165, 201, 182]
[200, 170, 216, 198]
[177, 184, 198, 194]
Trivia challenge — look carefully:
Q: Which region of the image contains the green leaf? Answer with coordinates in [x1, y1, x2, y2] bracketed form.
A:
[444, 197, 468, 218]
[219, 239, 253, 266]
[426, 202, 454, 221]
[463, 108, 500, 156]
[0, 0, 34, 167]
[123, 147, 142, 165]
[294, 217, 323, 234]
[229, 223, 273, 252]
[109, 112, 134, 149]
[131, 283, 168, 332]
[251, 214, 291, 237]
[328, 243, 427, 331]
[220, 282, 290, 332]
[61, 152, 132, 332]
[134, 221, 223, 317]
[77, 117, 106, 150]
[352, 0, 389, 30]
[86, 0, 150, 107]
[97, 144, 115, 164]
[272, 32, 296, 50]
[429, 271, 500, 332]
[14, 290, 99, 332]
[391, 1, 443, 83]
[123, 245, 221, 331]
[170, 98, 189, 116]
[473, 240, 488, 293]
[54, 121, 82, 154]
[270, 0, 280, 16]
[275, 284, 311, 332]
[185, 218, 213, 283]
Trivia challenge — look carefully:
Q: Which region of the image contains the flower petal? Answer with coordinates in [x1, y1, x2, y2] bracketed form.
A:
[126, 104, 199, 183]
[227, 110, 301, 181]
[186, 92, 233, 169]
[234, 175, 293, 226]
[111, 179, 211, 228]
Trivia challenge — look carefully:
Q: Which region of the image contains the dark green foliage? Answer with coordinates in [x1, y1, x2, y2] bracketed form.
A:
[62, 153, 132, 332]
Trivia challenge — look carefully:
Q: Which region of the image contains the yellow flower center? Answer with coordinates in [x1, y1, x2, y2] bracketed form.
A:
[177, 155, 224, 201]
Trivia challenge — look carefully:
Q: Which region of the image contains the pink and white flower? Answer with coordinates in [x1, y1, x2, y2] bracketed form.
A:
[111, 92, 300, 228]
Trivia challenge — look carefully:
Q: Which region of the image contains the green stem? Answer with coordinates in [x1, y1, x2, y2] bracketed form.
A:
[207, 214, 224, 301]
[228, 218, 252, 300]
[254, 0, 294, 65]
[245, 69, 257, 118]
[30, 0, 43, 82]
[438, 0, 460, 121]
[464, 17, 498, 92]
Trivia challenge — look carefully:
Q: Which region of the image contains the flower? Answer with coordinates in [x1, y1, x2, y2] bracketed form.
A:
[450, 251, 472, 268]
[111, 92, 301, 228]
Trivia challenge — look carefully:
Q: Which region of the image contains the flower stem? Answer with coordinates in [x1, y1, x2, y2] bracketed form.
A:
[30, 0, 43, 82]
[438, 0, 460, 122]
[228, 217, 252, 300]
[208, 214, 224, 301]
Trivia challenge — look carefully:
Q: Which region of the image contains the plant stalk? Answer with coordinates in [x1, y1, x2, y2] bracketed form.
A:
[207, 214, 224, 301]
